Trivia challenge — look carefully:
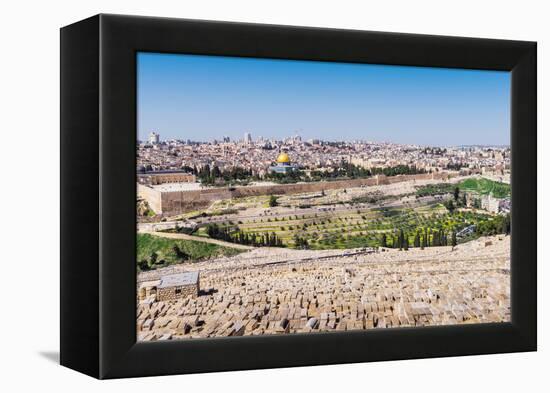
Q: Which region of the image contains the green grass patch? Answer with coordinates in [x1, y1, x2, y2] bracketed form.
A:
[137, 233, 244, 271]
[416, 178, 510, 199]
[459, 178, 510, 198]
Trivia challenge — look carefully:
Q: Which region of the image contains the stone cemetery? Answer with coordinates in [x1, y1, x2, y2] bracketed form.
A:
[137, 235, 510, 341]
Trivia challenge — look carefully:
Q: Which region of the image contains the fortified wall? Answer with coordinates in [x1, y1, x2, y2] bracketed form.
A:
[139, 171, 456, 215]
[137, 183, 163, 213]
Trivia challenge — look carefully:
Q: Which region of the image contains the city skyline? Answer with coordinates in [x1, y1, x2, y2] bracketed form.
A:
[141, 130, 510, 148]
[137, 52, 510, 146]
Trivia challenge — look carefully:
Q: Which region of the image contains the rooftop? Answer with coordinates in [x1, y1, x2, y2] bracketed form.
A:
[138, 170, 194, 175]
[158, 271, 199, 288]
[276, 152, 290, 163]
[152, 182, 202, 192]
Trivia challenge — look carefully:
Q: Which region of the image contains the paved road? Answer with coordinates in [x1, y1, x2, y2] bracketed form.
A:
[143, 231, 253, 250]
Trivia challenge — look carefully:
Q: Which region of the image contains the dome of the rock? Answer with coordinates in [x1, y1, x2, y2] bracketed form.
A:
[276, 152, 290, 164]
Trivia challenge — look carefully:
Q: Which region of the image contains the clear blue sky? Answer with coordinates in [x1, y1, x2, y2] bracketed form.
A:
[137, 52, 510, 146]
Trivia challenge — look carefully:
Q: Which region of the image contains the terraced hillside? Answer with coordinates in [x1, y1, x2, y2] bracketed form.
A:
[196, 201, 497, 250]
[156, 177, 509, 251]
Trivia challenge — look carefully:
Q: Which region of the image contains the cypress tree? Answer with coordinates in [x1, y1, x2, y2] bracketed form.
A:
[380, 233, 387, 248]
[414, 232, 420, 248]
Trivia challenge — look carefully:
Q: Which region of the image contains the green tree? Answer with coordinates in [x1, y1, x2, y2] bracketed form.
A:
[270, 232, 277, 246]
[433, 231, 440, 247]
[398, 229, 405, 251]
[293, 234, 309, 249]
[461, 193, 467, 207]
[445, 199, 455, 213]
[268, 195, 278, 207]
[380, 233, 387, 248]
[212, 165, 221, 178]
[414, 232, 420, 248]
[138, 259, 150, 271]
[502, 214, 511, 235]
[473, 198, 481, 209]
[172, 245, 189, 261]
[453, 186, 460, 202]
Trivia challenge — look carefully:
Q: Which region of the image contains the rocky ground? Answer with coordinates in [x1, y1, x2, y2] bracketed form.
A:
[137, 235, 510, 341]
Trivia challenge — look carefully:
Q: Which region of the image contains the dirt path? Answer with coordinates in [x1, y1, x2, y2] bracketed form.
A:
[143, 231, 253, 250]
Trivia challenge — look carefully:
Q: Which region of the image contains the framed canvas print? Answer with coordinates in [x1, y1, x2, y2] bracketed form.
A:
[60, 14, 536, 379]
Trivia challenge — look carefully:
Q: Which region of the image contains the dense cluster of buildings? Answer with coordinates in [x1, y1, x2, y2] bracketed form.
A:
[137, 132, 510, 216]
[138, 131, 510, 180]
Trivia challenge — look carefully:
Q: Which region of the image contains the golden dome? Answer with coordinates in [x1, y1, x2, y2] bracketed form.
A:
[276, 152, 290, 164]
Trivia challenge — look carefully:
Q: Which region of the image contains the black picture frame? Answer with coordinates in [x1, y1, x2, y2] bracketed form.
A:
[60, 14, 537, 379]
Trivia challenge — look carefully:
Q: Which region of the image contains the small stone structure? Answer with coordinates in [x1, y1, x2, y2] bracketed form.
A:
[139, 271, 199, 302]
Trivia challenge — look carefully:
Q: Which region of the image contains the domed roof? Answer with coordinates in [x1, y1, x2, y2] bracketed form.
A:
[276, 152, 290, 163]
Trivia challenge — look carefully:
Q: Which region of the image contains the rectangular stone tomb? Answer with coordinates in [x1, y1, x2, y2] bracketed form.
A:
[139, 271, 200, 301]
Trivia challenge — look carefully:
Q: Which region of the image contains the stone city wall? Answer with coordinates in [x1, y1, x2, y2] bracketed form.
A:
[138, 184, 162, 214]
[385, 172, 452, 184]
[158, 177, 381, 214]
[231, 177, 379, 196]
[146, 172, 457, 214]
[160, 188, 233, 214]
